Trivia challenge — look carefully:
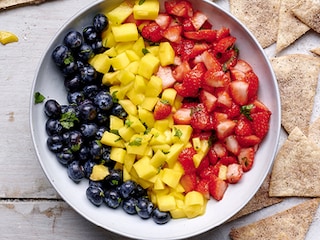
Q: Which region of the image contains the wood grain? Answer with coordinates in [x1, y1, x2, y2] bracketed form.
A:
[0, 0, 48, 10]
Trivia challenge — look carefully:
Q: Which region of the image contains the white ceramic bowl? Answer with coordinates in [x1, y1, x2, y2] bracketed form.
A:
[30, 0, 281, 239]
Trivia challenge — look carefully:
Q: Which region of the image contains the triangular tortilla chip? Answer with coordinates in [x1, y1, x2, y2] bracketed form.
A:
[271, 54, 320, 135]
[229, 198, 320, 240]
[228, 174, 283, 222]
[229, 0, 281, 48]
[311, 47, 320, 56]
[269, 127, 320, 197]
[276, 0, 310, 53]
[292, 0, 320, 34]
[308, 117, 320, 147]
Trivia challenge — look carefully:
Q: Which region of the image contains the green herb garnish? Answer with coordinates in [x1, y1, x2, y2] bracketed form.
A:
[34, 92, 45, 104]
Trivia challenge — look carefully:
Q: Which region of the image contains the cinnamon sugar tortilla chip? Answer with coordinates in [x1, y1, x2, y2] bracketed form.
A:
[271, 54, 320, 135]
[292, 0, 320, 34]
[229, 0, 281, 48]
[229, 198, 320, 240]
[308, 117, 320, 147]
[276, 0, 310, 53]
[228, 174, 283, 222]
[269, 127, 320, 197]
[311, 47, 320, 56]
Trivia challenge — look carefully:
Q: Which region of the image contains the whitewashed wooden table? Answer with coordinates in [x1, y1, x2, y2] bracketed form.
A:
[1, 0, 320, 239]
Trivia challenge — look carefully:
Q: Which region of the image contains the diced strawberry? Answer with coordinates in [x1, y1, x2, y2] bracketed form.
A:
[212, 112, 228, 128]
[219, 156, 238, 166]
[201, 50, 222, 72]
[196, 178, 210, 199]
[153, 99, 172, 120]
[199, 90, 217, 113]
[178, 147, 197, 174]
[172, 39, 194, 61]
[212, 142, 227, 158]
[191, 11, 208, 30]
[196, 155, 210, 175]
[172, 60, 191, 82]
[141, 22, 163, 42]
[199, 164, 219, 180]
[216, 90, 232, 108]
[251, 111, 271, 139]
[250, 99, 271, 114]
[215, 36, 236, 53]
[209, 176, 228, 201]
[230, 59, 253, 73]
[238, 147, 255, 172]
[207, 146, 218, 165]
[235, 117, 253, 136]
[183, 29, 217, 42]
[216, 119, 236, 139]
[216, 26, 230, 41]
[156, 66, 176, 89]
[190, 104, 213, 130]
[203, 70, 230, 88]
[162, 25, 183, 43]
[226, 163, 243, 184]
[124, 13, 145, 26]
[224, 135, 240, 155]
[219, 48, 238, 70]
[165, 0, 193, 18]
[245, 71, 259, 100]
[222, 102, 241, 119]
[201, 20, 213, 29]
[230, 68, 246, 81]
[229, 80, 249, 105]
[173, 108, 192, 124]
[237, 135, 261, 147]
[182, 18, 196, 31]
[155, 13, 172, 29]
[180, 173, 197, 192]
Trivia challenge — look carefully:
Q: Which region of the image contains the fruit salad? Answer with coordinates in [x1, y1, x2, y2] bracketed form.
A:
[44, 0, 271, 224]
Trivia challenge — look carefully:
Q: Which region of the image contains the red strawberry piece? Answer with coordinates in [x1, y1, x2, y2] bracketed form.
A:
[209, 176, 228, 201]
[173, 107, 192, 124]
[219, 48, 238, 70]
[224, 135, 240, 155]
[216, 119, 236, 139]
[222, 102, 241, 119]
[188, 42, 211, 59]
[216, 90, 233, 108]
[162, 25, 183, 43]
[178, 147, 197, 174]
[230, 59, 253, 73]
[180, 173, 197, 193]
[212, 142, 227, 158]
[155, 13, 172, 29]
[251, 111, 271, 139]
[245, 71, 259, 100]
[199, 164, 220, 180]
[190, 105, 213, 130]
[182, 18, 196, 31]
[196, 178, 210, 199]
[141, 22, 163, 42]
[208, 146, 218, 165]
[250, 99, 271, 114]
[238, 147, 255, 172]
[203, 70, 230, 88]
[226, 163, 243, 184]
[124, 13, 145, 26]
[237, 135, 261, 147]
[165, 0, 193, 18]
[183, 29, 217, 42]
[172, 39, 194, 61]
[153, 99, 172, 120]
[230, 68, 246, 81]
[216, 26, 230, 41]
[156, 66, 176, 89]
[219, 156, 238, 166]
[201, 50, 222, 71]
[215, 36, 236, 53]
[196, 155, 210, 175]
[235, 117, 253, 136]
[201, 20, 213, 29]
[172, 60, 191, 82]
[229, 80, 249, 105]
[190, 11, 208, 30]
[212, 112, 228, 129]
[199, 90, 217, 113]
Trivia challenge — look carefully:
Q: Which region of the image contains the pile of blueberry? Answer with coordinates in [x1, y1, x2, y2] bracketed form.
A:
[44, 13, 171, 224]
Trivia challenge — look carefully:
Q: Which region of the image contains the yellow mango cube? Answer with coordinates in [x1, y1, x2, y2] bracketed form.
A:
[102, 28, 116, 48]
[102, 71, 120, 86]
[154, 176, 166, 190]
[101, 131, 125, 148]
[90, 164, 110, 181]
[109, 115, 124, 130]
[126, 140, 148, 155]
[111, 52, 131, 70]
[117, 69, 135, 85]
[138, 53, 160, 79]
[126, 49, 141, 61]
[127, 115, 146, 132]
[154, 119, 170, 132]
[0, 31, 18, 45]
[140, 97, 159, 111]
[118, 126, 135, 142]
[88, 53, 111, 74]
[132, 36, 146, 57]
[134, 75, 147, 93]
[115, 42, 135, 54]
[145, 76, 162, 97]
[125, 61, 140, 74]
[106, 0, 134, 24]
[172, 125, 193, 144]
[166, 143, 184, 167]
[124, 153, 136, 172]
[151, 144, 171, 153]
[104, 47, 117, 57]
[138, 107, 155, 128]
[119, 99, 138, 116]
[146, 45, 159, 56]
[161, 168, 182, 188]
[112, 23, 139, 42]
[133, 156, 158, 180]
[123, 166, 131, 181]
[193, 152, 205, 168]
[126, 89, 145, 106]
[159, 42, 175, 66]
[192, 137, 202, 151]
[150, 150, 167, 168]
[157, 194, 176, 212]
[133, 0, 160, 20]
[161, 88, 177, 105]
[110, 147, 127, 164]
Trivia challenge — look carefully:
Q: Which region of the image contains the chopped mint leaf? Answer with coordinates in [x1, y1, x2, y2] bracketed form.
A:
[129, 137, 142, 146]
[34, 92, 45, 104]
[241, 104, 254, 120]
[142, 48, 149, 55]
[112, 91, 119, 103]
[125, 119, 133, 127]
[139, 0, 146, 5]
[60, 111, 79, 129]
[174, 127, 182, 139]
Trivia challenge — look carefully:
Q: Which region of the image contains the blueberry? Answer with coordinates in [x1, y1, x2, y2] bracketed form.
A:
[94, 91, 113, 111]
[45, 118, 63, 136]
[95, 109, 110, 125]
[119, 180, 137, 199]
[67, 91, 85, 105]
[83, 84, 99, 100]
[78, 145, 91, 162]
[47, 134, 64, 153]
[86, 185, 104, 206]
[77, 42, 95, 61]
[104, 169, 123, 188]
[80, 122, 98, 139]
[93, 13, 109, 32]
[64, 75, 82, 93]
[83, 26, 98, 43]
[78, 102, 97, 121]
[89, 140, 103, 159]
[122, 197, 138, 215]
[95, 126, 108, 140]
[61, 59, 78, 76]
[91, 39, 106, 54]
[83, 160, 96, 178]
[64, 30, 83, 49]
[52, 44, 73, 67]
[104, 189, 122, 209]
[67, 160, 85, 182]
[136, 197, 154, 219]
[110, 103, 127, 119]
[151, 208, 171, 225]
[44, 99, 61, 119]
[56, 147, 74, 165]
[79, 64, 97, 84]
[67, 130, 83, 152]
[131, 184, 147, 198]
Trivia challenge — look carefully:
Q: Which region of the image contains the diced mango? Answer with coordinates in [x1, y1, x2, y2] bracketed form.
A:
[106, 1, 134, 25]
[166, 143, 185, 167]
[132, 36, 146, 57]
[117, 69, 135, 85]
[111, 52, 131, 70]
[159, 42, 175, 66]
[124, 153, 136, 172]
[118, 126, 136, 142]
[193, 152, 205, 168]
[115, 42, 135, 53]
[192, 137, 202, 151]
[126, 89, 145, 105]
[145, 75, 162, 97]
[110, 115, 124, 130]
[101, 131, 125, 148]
[172, 125, 193, 144]
[110, 147, 127, 164]
[125, 49, 141, 61]
[126, 140, 148, 155]
[88, 53, 111, 74]
[161, 168, 182, 188]
[90, 164, 110, 181]
[150, 150, 167, 168]
[134, 75, 147, 93]
[138, 107, 155, 128]
[157, 194, 176, 212]
[161, 88, 177, 105]
[140, 97, 159, 111]
[125, 61, 140, 74]
[119, 99, 138, 116]
[0, 31, 18, 45]
[133, 0, 160, 20]
[133, 156, 158, 180]
[102, 28, 117, 48]
[102, 71, 120, 86]
[127, 115, 146, 132]
[138, 53, 160, 79]
[104, 47, 118, 57]
[112, 23, 139, 42]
